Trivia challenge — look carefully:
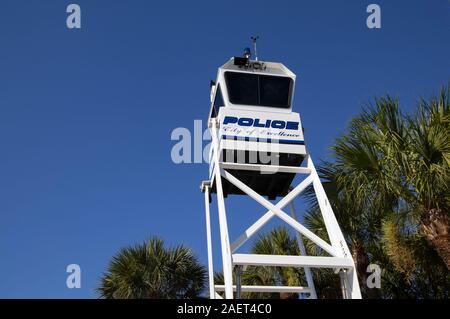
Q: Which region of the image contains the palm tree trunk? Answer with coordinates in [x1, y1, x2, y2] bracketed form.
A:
[421, 208, 450, 270]
[351, 245, 380, 298]
[352, 245, 369, 284]
[280, 292, 298, 299]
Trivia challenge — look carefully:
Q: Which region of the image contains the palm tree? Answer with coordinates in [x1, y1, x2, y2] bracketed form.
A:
[403, 88, 450, 268]
[346, 88, 450, 270]
[302, 97, 406, 297]
[97, 237, 206, 299]
[304, 87, 450, 297]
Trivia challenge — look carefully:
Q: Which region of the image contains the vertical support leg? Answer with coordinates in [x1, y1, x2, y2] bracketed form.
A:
[203, 185, 215, 299]
[236, 265, 243, 299]
[211, 120, 234, 299]
[339, 270, 349, 299]
[306, 155, 362, 299]
[289, 201, 317, 299]
[346, 268, 361, 299]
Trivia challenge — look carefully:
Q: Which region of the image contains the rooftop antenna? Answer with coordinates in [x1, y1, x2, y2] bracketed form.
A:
[251, 36, 259, 61]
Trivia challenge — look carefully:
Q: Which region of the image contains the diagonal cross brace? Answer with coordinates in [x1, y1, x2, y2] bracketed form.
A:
[220, 168, 338, 257]
[230, 174, 314, 252]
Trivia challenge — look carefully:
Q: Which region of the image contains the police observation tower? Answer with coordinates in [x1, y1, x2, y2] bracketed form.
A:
[201, 41, 362, 299]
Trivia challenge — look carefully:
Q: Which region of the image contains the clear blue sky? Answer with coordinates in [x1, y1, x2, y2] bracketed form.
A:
[0, 0, 448, 298]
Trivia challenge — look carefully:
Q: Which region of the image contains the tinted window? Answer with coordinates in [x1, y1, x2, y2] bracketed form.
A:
[259, 75, 292, 107]
[210, 106, 216, 118]
[225, 72, 292, 108]
[214, 85, 225, 108]
[225, 72, 259, 105]
[210, 85, 225, 118]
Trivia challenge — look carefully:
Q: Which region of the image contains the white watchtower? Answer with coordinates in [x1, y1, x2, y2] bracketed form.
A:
[201, 47, 362, 299]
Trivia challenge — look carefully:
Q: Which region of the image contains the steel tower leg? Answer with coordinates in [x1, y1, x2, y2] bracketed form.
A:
[306, 156, 362, 299]
[203, 184, 215, 299]
[210, 119, 234, 299]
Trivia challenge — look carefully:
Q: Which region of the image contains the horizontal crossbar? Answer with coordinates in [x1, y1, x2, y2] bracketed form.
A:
[214, 285, 312, 293]
[232, 254, 353, 269]
[220, 162, 311, 174]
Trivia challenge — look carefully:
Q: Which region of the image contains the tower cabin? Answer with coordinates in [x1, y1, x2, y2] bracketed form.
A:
[208, 52, 307, 199]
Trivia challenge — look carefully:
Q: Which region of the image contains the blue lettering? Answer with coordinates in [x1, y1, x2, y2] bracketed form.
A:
[238, 118, 253, 126]
[271, 120, 285, 129]
[253, 118, 266, 128]
[223, 116, 238, 125]
[222, 116, 299, 130]
[286, 121, 299, 130]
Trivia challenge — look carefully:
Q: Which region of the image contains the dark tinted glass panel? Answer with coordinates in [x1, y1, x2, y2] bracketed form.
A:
[210, 106, 217, 118]
[225, 72, 259, 105]
[214, 85, 225, 108]
[259, 75, 292, 108]
[224, 72, 292, 108]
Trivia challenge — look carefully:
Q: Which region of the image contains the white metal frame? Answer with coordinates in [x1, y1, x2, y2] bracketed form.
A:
[201, 118, 362, 299]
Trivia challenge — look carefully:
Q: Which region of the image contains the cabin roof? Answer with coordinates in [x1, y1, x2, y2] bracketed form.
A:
[219, 58, 296, 78]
